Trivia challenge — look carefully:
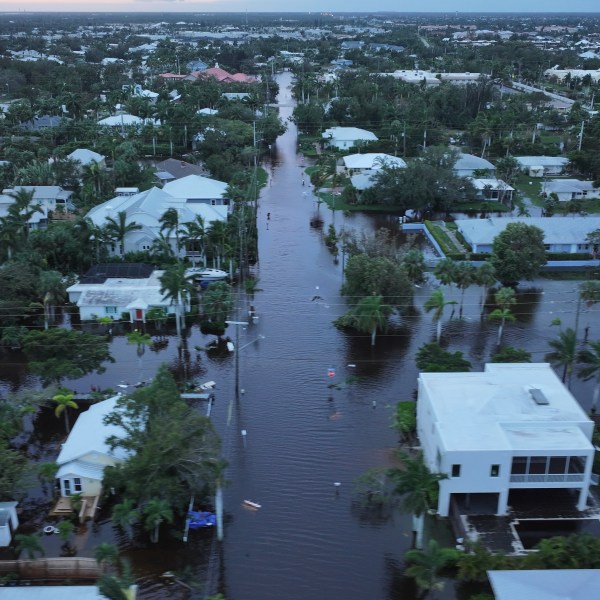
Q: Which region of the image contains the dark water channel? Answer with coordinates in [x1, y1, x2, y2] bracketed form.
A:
[2, 71, 600, 599]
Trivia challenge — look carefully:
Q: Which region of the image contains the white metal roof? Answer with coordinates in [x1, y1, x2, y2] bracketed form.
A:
[56, 396, 129, 466]
[342, 153, 406, 170]
[163, 174, 228, 199]
[322, 127, 378, 142]
[420, 364, 593, 452]
[67, 149, 105, 165]
[514, 156, 570, 168]
[454, 153, 496, 172]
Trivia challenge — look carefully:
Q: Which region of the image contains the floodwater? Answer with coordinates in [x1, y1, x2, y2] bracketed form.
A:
[1, 71, 599, 599]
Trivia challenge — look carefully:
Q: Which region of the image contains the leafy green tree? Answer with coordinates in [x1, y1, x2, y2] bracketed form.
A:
[524, 533, 600, 570]
[23, 329, 113, 386]
[143, 498, 173, 543]
[457, 541, 507, 583]
[491, 347, 532, 363]
[97, 575, 129, 600]
[103, 365, 222, 511]
[37, 462, 59, 498]
[126, 330, 152, 381]
[401, 250, 426, 285]
[94, 543, 119, 572]
[342, 253, 414, 312]
[388, 451, 447, 549]
[489, 287, 517, 346]
[578, 340, 600, 414]
[392, 401, 417, 442]
[0, 441, 27, 501]
[405, 539, 459, 596]
[490, 222, 546, 286]
[15, 533, 45, 559]
[416, 343, 471, 373]
[545, 327, 577, 386]
[353, 467, 394, 508]
[53, 391, 78, 433]
[424, 289, 457, 343]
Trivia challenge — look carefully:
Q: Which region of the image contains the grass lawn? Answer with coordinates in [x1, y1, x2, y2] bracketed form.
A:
[513, 174, 544, 207]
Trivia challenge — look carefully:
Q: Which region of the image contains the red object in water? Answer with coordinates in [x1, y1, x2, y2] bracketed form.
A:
[327, 368, 335, 377]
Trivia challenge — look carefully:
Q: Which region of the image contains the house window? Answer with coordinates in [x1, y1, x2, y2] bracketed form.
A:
[105, 306, 118, 315]
[451, 464, 461, 478]
[490, 464, 500, 477]
[73, 477, 82, 492]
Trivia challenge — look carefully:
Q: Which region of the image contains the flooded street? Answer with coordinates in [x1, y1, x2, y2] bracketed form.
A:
[1, 71, 598, 600]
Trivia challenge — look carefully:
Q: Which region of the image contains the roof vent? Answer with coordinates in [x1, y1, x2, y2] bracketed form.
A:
[529, 387, 549, 405]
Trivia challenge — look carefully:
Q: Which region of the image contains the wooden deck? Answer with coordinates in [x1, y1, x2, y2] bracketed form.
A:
[50, 495, 100, 522]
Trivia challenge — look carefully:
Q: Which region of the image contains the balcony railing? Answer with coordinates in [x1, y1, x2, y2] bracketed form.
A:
[510, 473, 585, 483]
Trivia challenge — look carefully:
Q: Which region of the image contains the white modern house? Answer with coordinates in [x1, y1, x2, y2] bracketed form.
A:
[514, 155, 569, 176]
[66, 264, 182, 322]
[541, 179, 600, 202]
[338, 152, 406, 175]
[55, 396, 128, 499]
[417, 363, 595, 518]
[453, 153, 496, 177]
[86, 175, 230, 258]
[322, 127, 378, 151]
[0, 186, 74, 229]
[455, 216, 600, 254]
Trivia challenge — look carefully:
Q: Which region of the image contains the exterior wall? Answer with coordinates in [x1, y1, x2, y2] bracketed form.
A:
[59, 474, 102, 497]
[78, 304, 176, 321]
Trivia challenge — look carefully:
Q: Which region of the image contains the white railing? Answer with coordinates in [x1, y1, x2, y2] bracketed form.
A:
[510, 473, 585, 483]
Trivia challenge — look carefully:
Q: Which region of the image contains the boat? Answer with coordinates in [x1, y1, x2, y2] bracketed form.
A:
[187, 511, 216, 529]
[243, 500, 261, 509]
[186, 267, 229, 282]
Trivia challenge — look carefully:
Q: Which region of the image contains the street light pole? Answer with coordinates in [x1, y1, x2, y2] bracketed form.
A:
[226, 320, 249, 400]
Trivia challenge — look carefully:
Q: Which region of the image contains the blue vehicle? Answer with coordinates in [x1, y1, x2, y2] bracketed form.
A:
[187, 511, 216, 529]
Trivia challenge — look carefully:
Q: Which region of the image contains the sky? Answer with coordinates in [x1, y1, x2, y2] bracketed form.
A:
[1, 0, 600, 13]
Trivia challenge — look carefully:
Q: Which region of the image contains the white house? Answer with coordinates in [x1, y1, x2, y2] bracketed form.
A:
[56, 396, 128, 499]
[322, 127, 378, 151]
[453, 153, 496, 177]
[542, 179, 600, 202]
[488, 569, 600, 599]
[0, 502, 18, 547]
[469, 178, 514, 203]
[97, 114, 159, 128]
[66, 264, 182, 322]
[338, 152, 406, 175]
[417, 363, 595, 518]
[67, 148, 106, 172]
[0, 186, 74, 229]
[514, 155, 569, 176]
[86, 177, 229, 258]
[455, 216, 600, 254]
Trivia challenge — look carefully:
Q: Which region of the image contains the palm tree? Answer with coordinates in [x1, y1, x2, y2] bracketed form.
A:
[452, 261, 475, 319]
[578, 341, 600, 414]
[546, 328, 577, 387]
[159, 263, 195, 338]
[112, 499, 139, 541]
[104, 211, 142, 256]
[159, 208, 181, 255]
[405, 539, 457, 597]
[6, 188, 43, 244]
[424, 289, 457, 343]
[94, 543, 119, 573]
[53, 391, 78, 433]
[351, 294, 391, 346]
[401, 250, 426, 285]
[126, 330, 152, 381]
[39, 270, 66, 330]
[180, 216, 206, 266]
[577, 280, 600, 340]
[388, 452, 447, 549]
[143, 498, 173, 543]
[433, 257, 457, 288]
[206, 220, 228, 269]
[475, 262, 496, 317]
[202, 281, 234, 331]
[489, 287, 516, 346]
[15, 533, 45, 559]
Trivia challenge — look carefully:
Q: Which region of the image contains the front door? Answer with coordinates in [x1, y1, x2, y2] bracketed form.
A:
[135, 309, 143, 321]
[64, 479, 71, 496]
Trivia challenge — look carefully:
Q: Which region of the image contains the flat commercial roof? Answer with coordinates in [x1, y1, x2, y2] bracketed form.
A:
[420, 363, 593, 452]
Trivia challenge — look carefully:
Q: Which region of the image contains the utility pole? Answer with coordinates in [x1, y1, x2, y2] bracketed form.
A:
[225, 320, 249, 401]
[578, 120, 585, 151]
